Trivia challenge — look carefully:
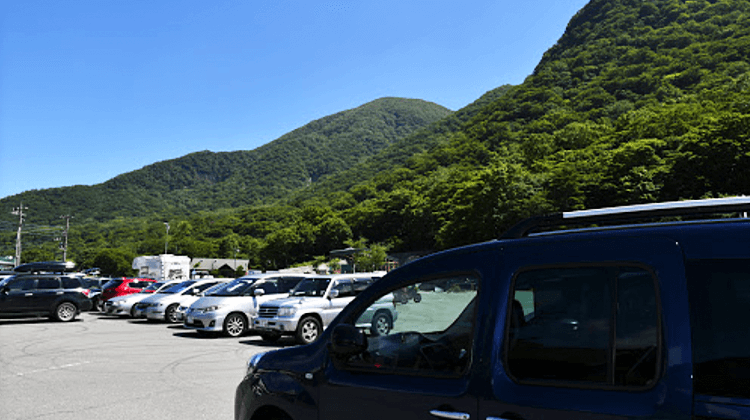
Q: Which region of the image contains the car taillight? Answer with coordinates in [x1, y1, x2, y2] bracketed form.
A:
[81, 289, 90, 297]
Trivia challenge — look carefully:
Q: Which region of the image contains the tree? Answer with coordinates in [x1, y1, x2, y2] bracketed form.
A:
[93, 248, 136, 277]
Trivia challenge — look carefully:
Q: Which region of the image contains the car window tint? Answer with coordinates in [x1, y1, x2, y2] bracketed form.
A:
[345, 275, 479, 377]
[333, 280, 354, 297]
[7, 277, 35, 291]
[61, 277, 82, 289]
[687, 259, 750, 399]
[506, 265, 659, 388]
[37, 278, 61, 289]
[194, 282, 219, 293]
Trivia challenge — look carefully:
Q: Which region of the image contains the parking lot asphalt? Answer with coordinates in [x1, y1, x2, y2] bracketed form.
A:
[0, 311, 294, 420]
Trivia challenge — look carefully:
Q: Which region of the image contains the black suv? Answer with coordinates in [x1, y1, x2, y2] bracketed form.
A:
[0, 261, 93, 322]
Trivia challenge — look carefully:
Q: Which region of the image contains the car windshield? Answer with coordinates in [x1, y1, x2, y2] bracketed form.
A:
[290, 278, 330, 297]
[82, 279, 102, 288]
[102, 279, 124, 289]
[208, 279, 257, 296]
[142, 282, 164, 292]
[162, 280, 196, 294]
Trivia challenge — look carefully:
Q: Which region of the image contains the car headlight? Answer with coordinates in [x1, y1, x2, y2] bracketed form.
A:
[247, 351, 267, 376]
[277, 307, 296, 317]
[201, 305, 223, 313]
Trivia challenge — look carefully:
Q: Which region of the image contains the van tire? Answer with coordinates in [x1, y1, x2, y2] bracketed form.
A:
[224, 313, 247, 337]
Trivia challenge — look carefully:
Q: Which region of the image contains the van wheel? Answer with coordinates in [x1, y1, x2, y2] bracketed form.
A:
[370, 312, 392, 336]
[165, 304, 180, 323]
[54, 302, 77, 322]
[224, 313, 247, 337]
[296, 316, 322, 345]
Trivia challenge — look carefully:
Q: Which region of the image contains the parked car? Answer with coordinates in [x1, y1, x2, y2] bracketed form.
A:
[81, 277, 110, 311]
[102, 280, 179, 317]
[100, 277, 156, 303]
[172, 279, 234, 324]
[134, 279, 227, 323]
[183, 273, 311, 337]
[235, 197, 750, 420]
[252, 272, 386, 344]
[0, 261, 92, 322]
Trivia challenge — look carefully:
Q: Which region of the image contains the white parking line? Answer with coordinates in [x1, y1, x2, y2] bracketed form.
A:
[15, 361, 91, 376]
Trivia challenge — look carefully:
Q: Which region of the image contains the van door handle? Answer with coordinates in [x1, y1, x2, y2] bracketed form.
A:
[430, 410, 470, 420]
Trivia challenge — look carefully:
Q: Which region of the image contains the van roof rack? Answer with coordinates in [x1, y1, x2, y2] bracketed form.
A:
[500, 196, 750, 239]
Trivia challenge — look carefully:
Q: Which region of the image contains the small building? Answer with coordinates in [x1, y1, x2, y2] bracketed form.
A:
[191, 258, 251, 279]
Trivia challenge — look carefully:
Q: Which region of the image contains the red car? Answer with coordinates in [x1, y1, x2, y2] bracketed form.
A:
[100, 278, 156, 302]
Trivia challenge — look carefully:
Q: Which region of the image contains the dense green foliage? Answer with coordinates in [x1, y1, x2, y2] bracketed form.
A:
[0, 98, 451, 225]
[3, 0, 750, 275]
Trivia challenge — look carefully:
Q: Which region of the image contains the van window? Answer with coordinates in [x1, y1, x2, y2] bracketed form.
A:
[506, 265, 660, 388]
[687, 259, 750, 399]
[344, 275, 479, 377]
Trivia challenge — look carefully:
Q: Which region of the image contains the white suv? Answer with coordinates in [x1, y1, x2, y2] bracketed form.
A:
[183, 273, 311, 337]
[253, 272, 391, 345]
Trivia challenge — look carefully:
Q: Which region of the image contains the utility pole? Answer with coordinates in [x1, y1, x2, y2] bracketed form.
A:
[164, 222, 170, 254]
[11, 202, 28, 267]
[60, 215, 72, 262]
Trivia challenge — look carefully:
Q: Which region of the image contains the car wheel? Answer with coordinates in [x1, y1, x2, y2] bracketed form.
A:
[296, 316, 322, 345]
[370, 311, 392, 336]
[260, 333, 281, 343]
[165, 304, 179, 323]
[130, 306, 137, 317]
[54, 302, 77, 322]
[92, 297, 101, 311]
[223, 313, 246, 337]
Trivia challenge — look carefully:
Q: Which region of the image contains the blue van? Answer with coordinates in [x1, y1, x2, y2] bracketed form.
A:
[234, 197, 750, 420]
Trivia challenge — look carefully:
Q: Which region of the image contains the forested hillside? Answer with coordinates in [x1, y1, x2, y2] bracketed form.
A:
[4, 0, 750, 275]
[0, 98, 451, 225]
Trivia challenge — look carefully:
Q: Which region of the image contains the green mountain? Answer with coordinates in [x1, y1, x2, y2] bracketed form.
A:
[5, 0, 750, 274]
[312, 0, 750, 250]
[0, 97, 451, 225]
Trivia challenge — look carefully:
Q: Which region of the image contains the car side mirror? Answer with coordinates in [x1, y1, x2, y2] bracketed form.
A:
[328, 289, 340, 299]
[253, 289, 265, 297]
[330, 324, 367, 357]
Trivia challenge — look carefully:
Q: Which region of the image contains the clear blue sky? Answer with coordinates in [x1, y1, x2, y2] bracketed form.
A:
[0, 0, 589, 200]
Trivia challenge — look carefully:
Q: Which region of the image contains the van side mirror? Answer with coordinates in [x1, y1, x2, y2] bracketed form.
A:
[253, 289, 265, 297]
[330, 324, 367, 357]
[328, 289, 340, 299]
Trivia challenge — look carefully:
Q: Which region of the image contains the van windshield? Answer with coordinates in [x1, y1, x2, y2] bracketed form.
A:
[291, 278, 330, 297]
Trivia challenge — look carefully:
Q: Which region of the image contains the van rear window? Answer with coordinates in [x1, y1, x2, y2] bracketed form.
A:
[687, 259, 750, 399]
